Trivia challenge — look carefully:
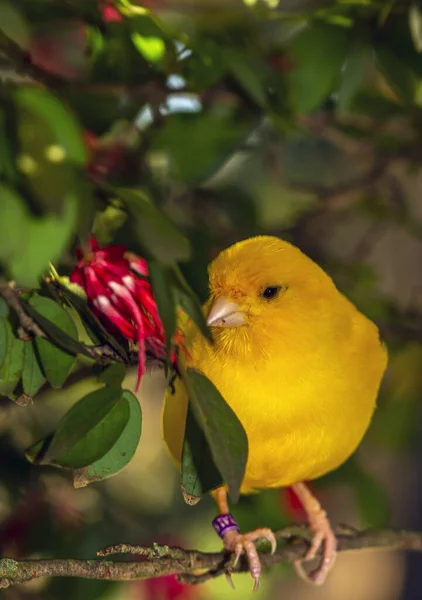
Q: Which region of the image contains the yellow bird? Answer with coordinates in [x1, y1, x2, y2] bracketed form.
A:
[162, 236, 387, 587]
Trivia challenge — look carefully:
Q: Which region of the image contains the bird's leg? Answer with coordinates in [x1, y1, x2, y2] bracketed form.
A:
[212, 487, 277, 590]
[291, 482, 337, 585]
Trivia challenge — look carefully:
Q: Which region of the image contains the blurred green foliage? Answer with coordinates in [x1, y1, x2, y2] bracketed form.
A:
[0, 0, 422, 598]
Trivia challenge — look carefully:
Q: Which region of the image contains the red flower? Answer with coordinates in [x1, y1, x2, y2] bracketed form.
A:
[70, 237, 166, 391]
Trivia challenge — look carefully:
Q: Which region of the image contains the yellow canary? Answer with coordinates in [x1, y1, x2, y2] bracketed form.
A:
[162, 236, 387, 587]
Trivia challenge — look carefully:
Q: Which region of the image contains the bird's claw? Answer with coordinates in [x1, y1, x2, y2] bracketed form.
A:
[223, 528, 276, 590]
[294, 509, 337, 585]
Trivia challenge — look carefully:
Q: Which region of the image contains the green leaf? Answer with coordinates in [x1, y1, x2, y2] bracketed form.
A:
[171, 267, 212, 343]
[152, 112, 247, 184]
[181, 405, 223, 501]
[132, 33, 165, 62]
[337, 42, 369, 116]
[98, 364, 126, 388]
[0, 184, 29, 270]
[148, 261, 176, 357]
[130, 14, 167, 63]
[225, 48, 267, 108]
[0, 318, 8, 369]
[14, 86, 88, 166]
[73, 390, 142, 487]
[0, 319, 24, 395]
[287, 22, 351, 113]
[45, 386, 129, 468]
[0, 184, 79, 288]
[182, 368, 248, 503]
[28, 295, 79, 387]
[117, 188, 191, 264]
[22, 341, 46, 397]
[9, 194, 79, 288]
[0, 1, 30, 48]
[376, 47, 417, 104]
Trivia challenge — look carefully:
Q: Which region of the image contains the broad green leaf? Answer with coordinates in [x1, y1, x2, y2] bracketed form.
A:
[181, 405, 223, 501]
[9, 194, 79, 288]
[185, 40, 226, 90]
[0, 318, 8, 369]
[287, 23, 351, 113]
[98, 364, 126, 388]
[117, 187, 191, 264]
[225, 48, 267, 108]
[0, 185, 79, 288]
[29, 295, 79, 387]
[376, 47, 417, 104]
[0, 185, 29, 269]
[22, 341, 46, 397]
[73, 390, 142, 487]
[45, 386, 128, 468]
[152, 112, 247, 184]
[148, 261, 176, 357]
[0, 319, 24, 395]
[0, 1, 30, 48]
[171, 266, 212, 343]
[337, 42, 370, 115]
[14, 87, 88, 166]
[182, 368, 248, 503]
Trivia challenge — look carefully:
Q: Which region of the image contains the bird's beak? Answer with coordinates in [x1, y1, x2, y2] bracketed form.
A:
[207, 296, 245, 328]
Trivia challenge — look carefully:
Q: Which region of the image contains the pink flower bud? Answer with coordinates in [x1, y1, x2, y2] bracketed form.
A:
[70, 237, 166, 391]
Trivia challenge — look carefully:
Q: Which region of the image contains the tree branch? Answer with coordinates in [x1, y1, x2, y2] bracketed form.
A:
[1, 526, 422, 588]
[0, 281, 166, 371]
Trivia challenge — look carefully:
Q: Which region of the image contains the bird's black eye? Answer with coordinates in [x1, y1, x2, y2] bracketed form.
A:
[261, 286, 281, 300]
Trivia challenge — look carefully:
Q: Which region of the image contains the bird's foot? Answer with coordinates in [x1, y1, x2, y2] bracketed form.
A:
[222, 528, 277, 590]
[294, 508, 337, 585]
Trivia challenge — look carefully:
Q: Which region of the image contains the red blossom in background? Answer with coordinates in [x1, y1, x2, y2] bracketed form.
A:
[70, 237, 166, 391]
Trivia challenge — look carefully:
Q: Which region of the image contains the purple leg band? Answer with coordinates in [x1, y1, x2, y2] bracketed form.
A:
[212, 513, 240, 539]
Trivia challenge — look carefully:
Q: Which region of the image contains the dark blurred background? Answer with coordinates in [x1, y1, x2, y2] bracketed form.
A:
[1, 0, 422, 598]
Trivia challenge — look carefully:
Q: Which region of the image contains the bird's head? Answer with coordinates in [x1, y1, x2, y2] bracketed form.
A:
[206, 236, 335, 348]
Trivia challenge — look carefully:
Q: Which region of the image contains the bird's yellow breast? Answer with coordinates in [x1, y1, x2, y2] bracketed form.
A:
[162, 238, 387, 494]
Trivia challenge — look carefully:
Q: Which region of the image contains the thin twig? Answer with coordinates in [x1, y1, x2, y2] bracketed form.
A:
[0, 527, 421, 588]
[0, 281, 166, 369]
